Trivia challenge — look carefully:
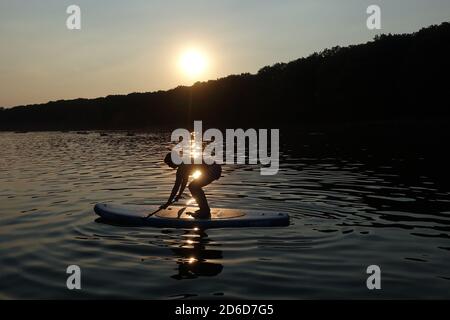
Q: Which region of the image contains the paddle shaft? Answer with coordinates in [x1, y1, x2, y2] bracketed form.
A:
[145, 199, 176, 218]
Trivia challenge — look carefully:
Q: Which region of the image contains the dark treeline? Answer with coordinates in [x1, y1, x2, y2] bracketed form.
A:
[1, 22, 449, 131]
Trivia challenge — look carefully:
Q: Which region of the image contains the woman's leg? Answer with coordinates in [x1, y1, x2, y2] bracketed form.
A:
[188, 175, 215, 213]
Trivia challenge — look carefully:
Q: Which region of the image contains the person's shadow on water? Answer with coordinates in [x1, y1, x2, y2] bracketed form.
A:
[94, 218, 224, 279]
[169, 229, 223, 280]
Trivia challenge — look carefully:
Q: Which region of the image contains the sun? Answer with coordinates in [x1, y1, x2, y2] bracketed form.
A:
[179, 49, 208, 78]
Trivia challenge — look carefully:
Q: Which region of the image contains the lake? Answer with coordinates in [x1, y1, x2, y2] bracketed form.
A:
[1, 130, 449, 299]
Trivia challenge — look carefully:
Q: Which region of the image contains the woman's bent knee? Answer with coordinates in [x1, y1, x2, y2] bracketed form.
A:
[188, 182, 199, 192]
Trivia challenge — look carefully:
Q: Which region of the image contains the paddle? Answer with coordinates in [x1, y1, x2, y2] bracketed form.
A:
[145, 199, 177, 218]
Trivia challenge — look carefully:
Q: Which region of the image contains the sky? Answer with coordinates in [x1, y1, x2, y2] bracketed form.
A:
[0, 0, 449, 107]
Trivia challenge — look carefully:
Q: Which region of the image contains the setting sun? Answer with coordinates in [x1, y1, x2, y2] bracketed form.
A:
[179, 49, 208, 78]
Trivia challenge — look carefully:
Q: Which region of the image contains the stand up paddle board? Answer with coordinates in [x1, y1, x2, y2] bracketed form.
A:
[94, 203, 289, 228]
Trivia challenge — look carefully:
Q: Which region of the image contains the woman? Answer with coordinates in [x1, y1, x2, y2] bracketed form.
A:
[161, 152, 222, 219]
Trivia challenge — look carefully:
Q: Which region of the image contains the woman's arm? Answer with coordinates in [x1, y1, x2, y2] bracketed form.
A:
[176, 176, 188, 200]
[162, 168, 183, 207]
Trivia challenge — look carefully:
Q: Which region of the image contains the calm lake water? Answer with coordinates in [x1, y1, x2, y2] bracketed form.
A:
[1, 130, 449, 299]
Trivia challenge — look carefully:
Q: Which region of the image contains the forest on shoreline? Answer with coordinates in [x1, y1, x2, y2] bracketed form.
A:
[1, 22, 449, 131]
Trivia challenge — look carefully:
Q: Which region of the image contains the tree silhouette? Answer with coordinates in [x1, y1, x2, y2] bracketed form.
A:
[1, 22, 449, 131]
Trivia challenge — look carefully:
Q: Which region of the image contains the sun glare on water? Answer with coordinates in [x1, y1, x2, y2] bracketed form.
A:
[179, 49, 208, 78]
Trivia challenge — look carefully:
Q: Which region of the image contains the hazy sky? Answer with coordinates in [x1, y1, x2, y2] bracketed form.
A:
[0, 0, 449, 107]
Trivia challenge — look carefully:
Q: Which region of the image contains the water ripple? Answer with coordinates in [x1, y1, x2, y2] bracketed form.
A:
[0, 131, 450, 299]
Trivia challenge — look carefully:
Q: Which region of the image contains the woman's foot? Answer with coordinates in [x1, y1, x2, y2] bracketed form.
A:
[190, 209, 211, 219]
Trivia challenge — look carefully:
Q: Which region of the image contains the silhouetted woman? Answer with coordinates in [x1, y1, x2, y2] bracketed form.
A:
[161, 152, 222, 219]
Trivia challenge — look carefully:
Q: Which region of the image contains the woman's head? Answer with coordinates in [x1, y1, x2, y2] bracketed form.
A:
[164, 152, 178, 169]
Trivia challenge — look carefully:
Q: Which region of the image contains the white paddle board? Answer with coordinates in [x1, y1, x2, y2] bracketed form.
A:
[94, 203, 289, 229]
